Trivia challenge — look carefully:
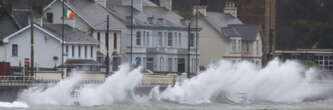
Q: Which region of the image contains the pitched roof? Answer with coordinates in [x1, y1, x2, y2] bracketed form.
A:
[221, 24, 261, 41]
[11, 0, 54, 27]
[3, 24, 98, 44]
[66, 0, 126, 31]
[0, 7, 20, 40]
[202, 12, 243, 34]
[43, 24, 99, 44]
[108, 5, 187, 28]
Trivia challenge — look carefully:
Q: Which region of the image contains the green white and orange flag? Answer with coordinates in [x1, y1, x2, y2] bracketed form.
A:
[64, 9, 76, 19]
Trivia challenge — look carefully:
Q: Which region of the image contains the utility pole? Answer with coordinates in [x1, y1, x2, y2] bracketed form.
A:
[30, 0, 35, 77]
[105, 15, 110, 77]
[130, 0, 134, 64]
[61, 0, 65, 78]
[187, 20, 191, 78]
[195, 6, 199, 74]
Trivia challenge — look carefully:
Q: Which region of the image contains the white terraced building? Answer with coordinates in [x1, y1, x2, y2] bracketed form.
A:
[103, 0, 200, 73]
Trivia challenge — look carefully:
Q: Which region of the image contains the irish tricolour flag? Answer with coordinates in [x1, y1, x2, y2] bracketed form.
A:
[64, 9, 76, 19]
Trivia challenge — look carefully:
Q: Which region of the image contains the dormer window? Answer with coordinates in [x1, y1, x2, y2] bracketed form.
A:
[157, 18, 164, 25]
[180, 19, 186, 25]
[147, 17, 154, 24]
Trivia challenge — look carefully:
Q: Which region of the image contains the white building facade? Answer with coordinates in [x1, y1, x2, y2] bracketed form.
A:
[43, 0, 126, 71]
[107, 0, 200, 73]
[0, 24, 98, 70]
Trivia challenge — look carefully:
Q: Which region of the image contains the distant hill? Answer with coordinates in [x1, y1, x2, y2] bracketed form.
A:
[276, 0, 333, 49]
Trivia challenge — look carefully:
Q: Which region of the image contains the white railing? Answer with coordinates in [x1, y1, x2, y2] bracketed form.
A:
[0, 75, 178, 87]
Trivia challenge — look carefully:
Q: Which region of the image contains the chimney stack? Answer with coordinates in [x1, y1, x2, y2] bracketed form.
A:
[224, 0, 239, 17]
[33, 0, 44, 15]
[159, 0, 172, 10]
[193, 0, 207, 16]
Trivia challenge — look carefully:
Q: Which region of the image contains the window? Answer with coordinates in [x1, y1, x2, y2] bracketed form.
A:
[229, 39, 241, 53]
[147, 32, 150, 47]
[178, 33, 182, 47]
[243, 41, 250, 53]
[177, 58, 185, 73]
[65, 45, 69, 56]
[164, 32, 168, 46]
[97, 32, 101, 41]
[175, 32, 178, 47]
[143, 31, 146, 46]
[78, 45, 81, 57]
[189, 33, 195, 47]
[168, 32, 173, 46]
[114, 33, 117, 49]
[158, 32, 163, 47]
[84, 46, 88, 58]
[237, 40, 241, 52]
[12, 44, 18, 57]
[46, 13, 53, 23]
[72, 45, 75, 57]
[157, 18, 164, 24]
[148, 17, 154, 24]
[112, 57, 120, 71]
[91, 46, 94, 58]
[168, 58, 173, 72]
[160, 57, 164, 71]
[136, 31, 141, 46]
[256, 40, 259, 55]
[146, 57, 154, 71]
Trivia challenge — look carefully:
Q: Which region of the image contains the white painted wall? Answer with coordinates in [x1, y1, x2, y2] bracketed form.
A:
[199, 18, 228, 67]
[198, 18, 263, 68]
[127, 28, 198, 73]
[4, 28, 62, 68]
[64, 44, 97, 61]
[93, 31, 121, 55]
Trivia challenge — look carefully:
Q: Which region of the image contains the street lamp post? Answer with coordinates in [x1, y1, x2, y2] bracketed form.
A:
[30, 0, 35, 77]
[195, 5, 199, 74]
[105, 15, 110, 77]
[187, 20, 192, 78]
[130, 0, 134, 64]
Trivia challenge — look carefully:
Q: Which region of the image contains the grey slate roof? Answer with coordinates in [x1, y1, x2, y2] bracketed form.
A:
[203, 12, 243, 34]
[0, 7, 20, 41]
[221, 24, 261, 41]
[11, 0, 54, 27]
[44, 24, 99, 44]
[66, 0, 126, 31]
[108, 5, 187, 28]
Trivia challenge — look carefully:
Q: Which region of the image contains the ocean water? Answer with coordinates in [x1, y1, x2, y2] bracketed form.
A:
[2, 59, 333, 110]
[3, 101, 333, 110]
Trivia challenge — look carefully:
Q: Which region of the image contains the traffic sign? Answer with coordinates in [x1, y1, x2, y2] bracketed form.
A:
[135, 57, 141, 65]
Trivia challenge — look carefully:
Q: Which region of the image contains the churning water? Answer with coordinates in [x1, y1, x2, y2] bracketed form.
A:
[2, 59, 333, 110]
